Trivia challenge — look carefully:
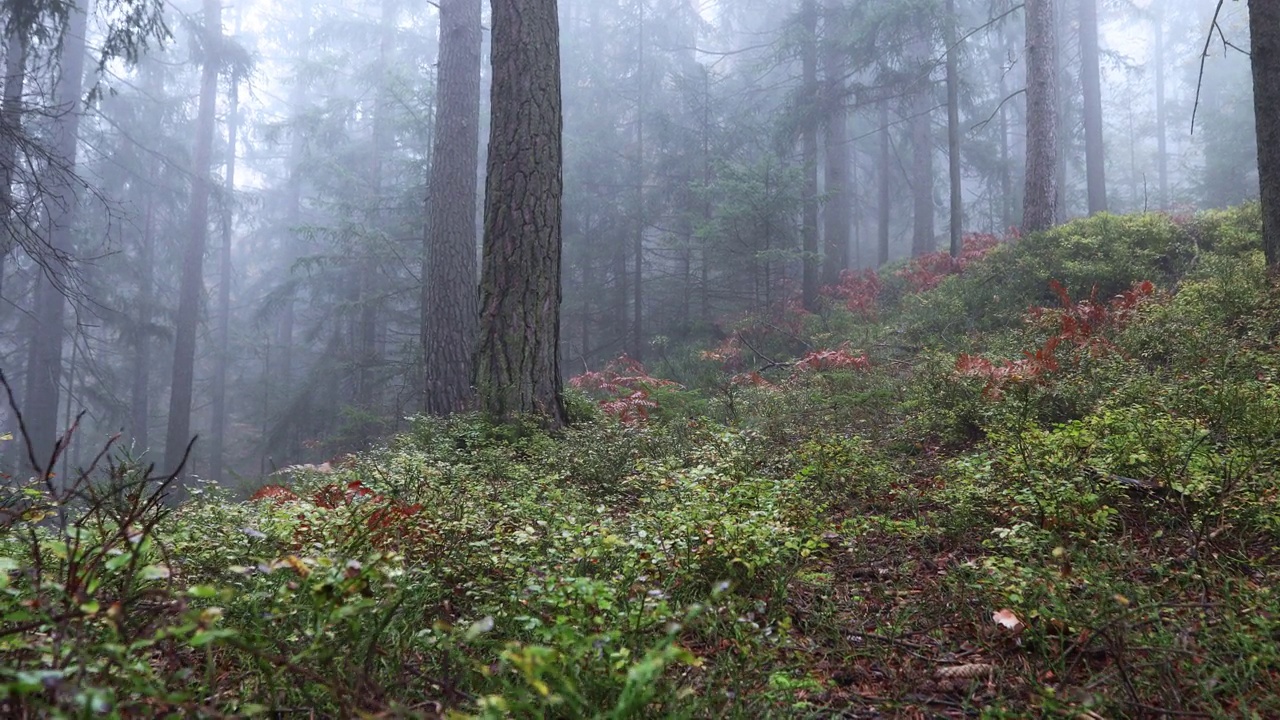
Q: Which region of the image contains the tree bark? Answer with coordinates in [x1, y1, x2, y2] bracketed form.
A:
[801, 0, 820, 308]
[423, 0, 483, 415]
[475, 0, 567, 427]
[164, 0, 220, 475]
[822, 0, 850, 283]
[22, 0, 89, 471]
[945, 0, 963, 256]
[1080, 0, 1106, 214]
[1022, 0, 1058, 233]
[1251, 0, 1280, 268]
[210, 69, 238, 482]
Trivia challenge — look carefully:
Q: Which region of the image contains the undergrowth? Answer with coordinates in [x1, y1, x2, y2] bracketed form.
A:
[2, 205, 1278, 717]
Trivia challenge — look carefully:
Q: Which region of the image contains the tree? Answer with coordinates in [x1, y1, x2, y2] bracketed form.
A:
[210, 49, 240, 482]
[800, 0, 819, 308]
[1252, 0, 1280, 268]
[945, 0, 962, 256]
[910, 28, 935, 257]
[474, 0, 567, 427]
[821, 0, 850, 283]
[422, 0, 483, 414]
[22, 0, 89, 469]
[1022, 0, 1058, 232]
[1080, 0, 1106, 214]
[164, 0, 220, 474]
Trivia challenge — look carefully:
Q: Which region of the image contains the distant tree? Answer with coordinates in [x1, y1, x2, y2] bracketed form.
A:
[1250, 0, 1280, 269]
[422, 0, 482, 415]
[821, 0, 850, 282]
[1079, 0, 1106, 214]
[800, 0, 819, 308]
[1022, 0, 1058, 232]
[164, 0, 220, 475]
[22, 0, 89, 470]
[474, 0, 568, 427]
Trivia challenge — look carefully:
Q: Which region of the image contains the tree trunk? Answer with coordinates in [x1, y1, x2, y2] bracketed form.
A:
[22, 0, 89, 472]
[164, 0, 220, 475]
[475, 0, 567, 427]
[801, 0, 820, 308]
[1080, 0, 1106, 214]
[1022, 0, 1058, 233]
[1251, 0, 1280, 268]
[822, 0, 850, 283]
[878, 101, 891, 266]
[632, 0, 646, 360]
[279, 0, 312, 405]
[210, 70, 238, 483]
[423, 0, 482, 415]
[0, 27, 27, 307]
[945, 0, 963, 256]
[1153, 4, 1167, 209]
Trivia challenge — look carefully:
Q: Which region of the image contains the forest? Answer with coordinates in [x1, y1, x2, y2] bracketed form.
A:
[1, 0, 1279, 716]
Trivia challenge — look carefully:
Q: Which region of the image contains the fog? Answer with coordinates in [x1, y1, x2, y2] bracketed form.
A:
[0, 0, 1258, 485]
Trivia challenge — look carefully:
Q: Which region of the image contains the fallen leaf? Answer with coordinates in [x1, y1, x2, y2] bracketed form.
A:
[992, 608, 1025, 632]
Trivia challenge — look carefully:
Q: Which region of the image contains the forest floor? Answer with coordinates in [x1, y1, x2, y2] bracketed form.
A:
[3, 205, 1280, 718]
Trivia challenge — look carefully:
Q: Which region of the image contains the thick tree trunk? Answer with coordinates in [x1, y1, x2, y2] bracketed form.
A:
[0, 27, 27, 307]
[1080, 0, 1106, 214]
[878, 101, 891, 266]
[210, 72, 238, 482]
[945, 0, 962, 256]
[475, 0, 567, 427]
[422, 0, 482, 415]
[822, 0, 850, 283]
[801, 0, 820, 308]
[164, 0, 220, 475]
[1022, 0, 1058, 233]
[22, 1, 89, 472]
[1251, 0, 1280, 268]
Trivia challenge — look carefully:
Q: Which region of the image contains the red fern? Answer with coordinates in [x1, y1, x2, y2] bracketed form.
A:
[569, 356, 681, 424]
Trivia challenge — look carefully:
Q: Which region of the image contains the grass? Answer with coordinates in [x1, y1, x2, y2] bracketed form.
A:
[2, 204, 1279, 717]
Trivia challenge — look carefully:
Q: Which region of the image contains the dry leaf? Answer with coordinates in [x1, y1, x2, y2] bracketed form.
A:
[992, 608, 1025, 632]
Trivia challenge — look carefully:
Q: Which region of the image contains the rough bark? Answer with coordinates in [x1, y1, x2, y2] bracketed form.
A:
[423, 0, 482, 415]
[210, 71, 238, 482]
[22, 0, 89, 471]
[474, 0, 567, 428]
[1251, 0, 1280, 268]
[1022, 0, 1058, 233]
[822, 0, 850, 283]
[1080, 0, 1106, 214]
[945, 0, 962, 256]
[164, 0, 220, 475]
[801, 0, 820, 308]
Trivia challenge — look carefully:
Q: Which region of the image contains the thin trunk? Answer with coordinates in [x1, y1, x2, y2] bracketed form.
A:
[422, 0, 483, 414]
[1153, 5, 1168, 209]
[801, 0, 820, 308]
[1053, 0, 1068, 221]
[130, 190, 155, 453]
[1022, 0, 1059, 233]
[164, 0, 220, 475]
[0, 27, 27, 307]
[822, 0, 850, 283]
[945, 0, 963, 256]
[999, 71, 1012, 229]
[279, 0, 313, 403]
[22, 0, 89, 472]
[1080, 0, 1106, 214]
[475, 0, 567, 427]
[1250, 0, 1280, 268]
[210, 70, 238, 483]
[632, 0, 645, 360]
[878, 101, 891, 266]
